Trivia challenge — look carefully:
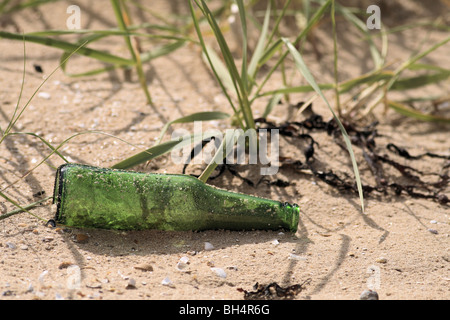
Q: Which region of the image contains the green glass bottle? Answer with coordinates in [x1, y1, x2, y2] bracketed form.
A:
[53, 163, 299, 232]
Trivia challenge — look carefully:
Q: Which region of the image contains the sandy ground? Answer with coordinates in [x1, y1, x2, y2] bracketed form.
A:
[0, 0, 449, 301]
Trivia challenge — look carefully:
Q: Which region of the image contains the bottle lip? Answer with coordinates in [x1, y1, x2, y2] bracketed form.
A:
[291, 205, 300, 232]
[285, 202, 300, 232]
[53, 163, 70, 223]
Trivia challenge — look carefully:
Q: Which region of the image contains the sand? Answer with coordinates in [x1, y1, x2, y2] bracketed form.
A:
[0, 0, 449, 300]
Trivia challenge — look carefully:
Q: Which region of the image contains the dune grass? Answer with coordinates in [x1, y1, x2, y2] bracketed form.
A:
[1, 0, 449, 219]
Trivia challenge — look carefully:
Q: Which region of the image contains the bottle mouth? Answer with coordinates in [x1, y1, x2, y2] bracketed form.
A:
[52, 163, 74, 223]
[281, 202, 300, 232]
[291, 203, 300, 232]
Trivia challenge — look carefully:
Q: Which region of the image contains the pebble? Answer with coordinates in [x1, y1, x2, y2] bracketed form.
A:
[271, 239, 280, 246]
[43, 236, 54, 242]
[376, 257, 387, 264]
[2, 290, 14, 297]
[204, 242, 214, 251]
[176, 256, 190, 272]
[5, 242, 16, 249]
[38, 270, 49, 284]
[134, 263, 154, 272]
[210, 267, 227, 278]
[75, 233, 89, 243]
[360, 290, 379, 300]
[66, 265, 81, 290]
[55, 293, 64, 300]
[179, 256, 190, 264]
[86, 282, 102, 289]
[126, 278, 137, 289]
[161, 276, 174, 287]
[288, 253, 307, 261]
[117, 270, 129, 280]
[38, 92, 51, 99]
[428, 229, 438, 234]
[26, 283, 34, 293]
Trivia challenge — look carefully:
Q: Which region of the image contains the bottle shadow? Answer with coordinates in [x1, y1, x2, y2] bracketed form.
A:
[61, 226, 302, 258]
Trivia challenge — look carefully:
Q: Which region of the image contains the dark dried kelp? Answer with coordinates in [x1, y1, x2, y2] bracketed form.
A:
[237, 279, 311, 300]
[182, 107, 449, 206]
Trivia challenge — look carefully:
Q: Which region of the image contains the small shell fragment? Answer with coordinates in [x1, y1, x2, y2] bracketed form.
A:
[210, 267, 227, 278]
[360, 290, 379, 300]
[288, 253, 307, 261]
[126, 278, 137, 289]
[376, 257, 387, 263]
[161, 276, 173, 287]
[38, 92, 51, 99]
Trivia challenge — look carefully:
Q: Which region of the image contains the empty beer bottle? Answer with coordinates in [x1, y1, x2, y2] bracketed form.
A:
[53, 163, 299, 232]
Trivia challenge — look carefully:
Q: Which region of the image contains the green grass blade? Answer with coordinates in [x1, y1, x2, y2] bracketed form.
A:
[253, 0, 332, 99]
[111, 0, 152, 104]
[28, 28, 190, 41]
[0, 195, 53, 222]
[58, 39, 186, 77]
[388, 36, 450, 91]
[156, 111, 230, 144]
[236, 0, 248, 93]
[260, 64, 448, 99]
[202, 44, 236, 93]
[336, 3, 384, 68]
[0, 31, 133, 66]
[112, 130, 221, 170]
[407, 62, 450, 72]
[283, 37, 365, 213]
[257, 38, 283, 67]
[365, 36, 450, 116]
[390, 70, 450, 91]
[0, 0, 58, 14]
[139, 39, 187, 61]
[253, 0, 291, 73]
[194, 0, 255, 130]
[262, 93, 282, 118]
[247, 0, 271, 90]
[266, 0, 291, 45]
[1, 130, 146, 194]
[7, 132, 69, 163]
[331, 0, 341, 114]
[338, 71, 393, 93]
[111, 139, 182, 169]
[3, 33, 27, 139]
[256, 83, 335, 98]
[1, 38, 87, 143]
[0, 191, 47, 222]
[387, 100, 450, 123]
[189, 1, 242, 128]
[58, 32, 111, 77]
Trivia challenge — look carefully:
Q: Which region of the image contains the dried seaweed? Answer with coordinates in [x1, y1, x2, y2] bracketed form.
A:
[237, 279, 311, 300]
[258, 109, 449, 206]
[183, 106, 449, 206]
